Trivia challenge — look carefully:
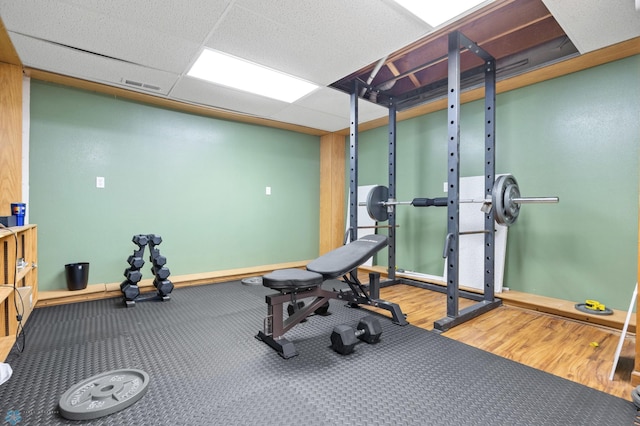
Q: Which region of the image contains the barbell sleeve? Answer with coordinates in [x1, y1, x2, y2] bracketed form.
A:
[511, 197, 559, 204]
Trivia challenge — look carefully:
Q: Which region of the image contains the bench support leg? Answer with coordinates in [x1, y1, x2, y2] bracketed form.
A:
[255, 332, 298, 359]
[256, 287, 337, 358]
[257, 273, 409, 358]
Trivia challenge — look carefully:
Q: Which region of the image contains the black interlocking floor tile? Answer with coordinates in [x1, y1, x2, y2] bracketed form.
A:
[0, 281, 635, 425]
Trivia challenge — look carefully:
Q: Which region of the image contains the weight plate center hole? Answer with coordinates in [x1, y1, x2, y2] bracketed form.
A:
[91, 381, 124, 399]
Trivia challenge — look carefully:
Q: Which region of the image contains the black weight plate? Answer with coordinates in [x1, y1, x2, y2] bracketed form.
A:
[58, 369, 150, 421]
[503, 183, 521, 220]
[366, 185, 389, 222]
[493, 174, 520, 226]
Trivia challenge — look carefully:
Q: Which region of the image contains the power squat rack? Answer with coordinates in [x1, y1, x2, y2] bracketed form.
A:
[346, 31, 502, 332]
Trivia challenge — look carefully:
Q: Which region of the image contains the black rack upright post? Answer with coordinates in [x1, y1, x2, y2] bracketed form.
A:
[484, 46, 497, 304]
[433, 31, 502, 332]
[349, 80, 360, 284]
[445, 30, 462, 319]
[349, 80, 359, 245]
[387, 99, 397, 281]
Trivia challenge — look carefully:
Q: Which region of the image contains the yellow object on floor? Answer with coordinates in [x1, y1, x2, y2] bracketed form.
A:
[585, 300, 606, 311]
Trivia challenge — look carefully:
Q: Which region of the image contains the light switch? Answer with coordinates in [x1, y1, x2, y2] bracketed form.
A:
[96, 177, 105, 188]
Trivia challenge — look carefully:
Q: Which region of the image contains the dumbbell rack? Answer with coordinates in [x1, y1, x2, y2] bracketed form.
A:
[120, 234, 174, 307]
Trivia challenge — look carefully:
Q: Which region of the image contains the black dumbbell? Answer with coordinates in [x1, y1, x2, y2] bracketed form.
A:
[151, 254, 167, 268]
[123, 268, 142, 283]
[121, 283, 140, 301]
[287, 301, 305, 317]
[330, 316, 382, 355]
[132, 234, 149, 247]
[152, 266, 171, 280]
[154, 278, 174, 297]
[119, 279, 138, 291]
[147, 234, 162, 246]
[314, 301, 330, 316]
[127, 255, 145, 269]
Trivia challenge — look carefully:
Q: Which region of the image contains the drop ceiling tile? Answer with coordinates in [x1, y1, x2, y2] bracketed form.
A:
[206, 0, 432, 85]
[11, 33, 178, 95]
[295, 87, 388, 123]
[358, 100, 392, 124]
[0, 0, 202, 73]
[56, 0, 232, 42]
[542, 0, 640, 53]
[170, 76, 289, 117]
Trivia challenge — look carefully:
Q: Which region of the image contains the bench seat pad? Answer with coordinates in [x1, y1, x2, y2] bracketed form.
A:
[262, 269, 323, 291]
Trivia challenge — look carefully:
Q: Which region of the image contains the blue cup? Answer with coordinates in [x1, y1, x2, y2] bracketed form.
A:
[11, 203, 26, 226]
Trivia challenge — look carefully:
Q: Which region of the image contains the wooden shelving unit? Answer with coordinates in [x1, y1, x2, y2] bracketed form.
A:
[0, 224, 38, 361]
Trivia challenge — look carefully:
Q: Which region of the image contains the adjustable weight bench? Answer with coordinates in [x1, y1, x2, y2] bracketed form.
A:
[256, 234, 408, 358]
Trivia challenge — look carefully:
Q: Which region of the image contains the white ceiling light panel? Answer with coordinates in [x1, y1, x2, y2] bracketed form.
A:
[187, 49, 319, 103]
[392, 0, 494, 27]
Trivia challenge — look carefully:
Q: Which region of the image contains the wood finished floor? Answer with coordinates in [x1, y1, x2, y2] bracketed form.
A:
[368, 284, 636, 401]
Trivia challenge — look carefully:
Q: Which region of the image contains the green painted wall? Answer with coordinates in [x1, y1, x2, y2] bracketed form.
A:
[357, 55, 640, 310]
[29, 82, 320, 291]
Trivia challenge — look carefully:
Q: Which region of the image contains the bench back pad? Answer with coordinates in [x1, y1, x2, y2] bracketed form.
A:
[306, 234, 388, 280]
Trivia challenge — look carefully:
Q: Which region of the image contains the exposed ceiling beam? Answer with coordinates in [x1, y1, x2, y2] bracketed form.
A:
[335, 36, 640, 135]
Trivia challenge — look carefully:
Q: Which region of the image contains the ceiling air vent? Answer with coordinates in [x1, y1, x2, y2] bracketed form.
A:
[122, 79, 161, 92]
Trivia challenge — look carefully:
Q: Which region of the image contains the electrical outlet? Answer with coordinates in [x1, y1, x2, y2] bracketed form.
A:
[96, 177, 105, 188]
[265, 186, 271, 195]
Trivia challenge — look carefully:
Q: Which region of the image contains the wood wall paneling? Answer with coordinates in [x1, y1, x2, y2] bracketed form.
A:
[0, 17, 21, 66]
[634, 181, 640, 386]
[0, 63, 23, 216]
[319, 133, 346, 254]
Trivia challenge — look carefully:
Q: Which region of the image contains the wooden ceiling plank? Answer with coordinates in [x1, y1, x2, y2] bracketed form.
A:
[386, 60, 422, 89]
[368, 0, 556, 87]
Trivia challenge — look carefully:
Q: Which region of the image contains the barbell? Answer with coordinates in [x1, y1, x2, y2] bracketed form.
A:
[361, 174, 558, 226]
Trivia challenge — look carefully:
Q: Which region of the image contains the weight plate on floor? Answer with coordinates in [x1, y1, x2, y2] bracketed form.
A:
[58, 369, 150, 420]
[241, 276, 263, 286]
[366, 185, 389, 222]
[574, 303, 613, 316]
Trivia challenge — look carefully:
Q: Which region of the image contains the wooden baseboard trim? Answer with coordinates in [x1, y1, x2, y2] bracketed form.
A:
[36, 262, 636, 333]
[36, 260, 309, 308]
[360, 266, 636, 333]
